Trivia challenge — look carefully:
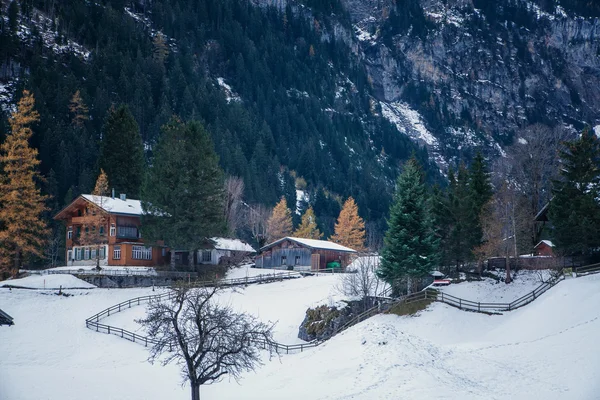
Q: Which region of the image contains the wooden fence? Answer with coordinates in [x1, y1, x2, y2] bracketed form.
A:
[85, 272, 317, 354]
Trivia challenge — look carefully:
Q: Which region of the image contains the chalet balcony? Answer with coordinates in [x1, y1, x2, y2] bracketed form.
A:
[117, 225, 139, 240]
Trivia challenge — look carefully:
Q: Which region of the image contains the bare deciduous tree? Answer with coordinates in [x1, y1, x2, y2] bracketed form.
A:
[223, 176, 245, 236]
[505, 124, 569, 247]
[138, 284, 274, 400]
[245, 204, 271, 249]
[337, 255, 383, 310]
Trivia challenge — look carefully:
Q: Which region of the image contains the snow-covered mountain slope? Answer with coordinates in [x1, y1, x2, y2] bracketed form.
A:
[1, 273, 599, 399]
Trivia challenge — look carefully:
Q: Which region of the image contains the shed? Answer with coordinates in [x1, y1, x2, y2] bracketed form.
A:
[197, 237, 256, 265]
[534, 240, 555, 257]
[0, 308, 14, 326]
[256, 237, 357, 272]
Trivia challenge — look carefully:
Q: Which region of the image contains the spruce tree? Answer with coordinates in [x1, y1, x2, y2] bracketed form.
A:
[266, 197, 293, 243]
[331, 197, 366, 251]
[468, 152, 493, 260]
[99, 105, 145, 198]
[549, 127, 600, 258]
[377, 157, 439, 294]
[293, 206, 323, 240]
[142, 118, 226, 270]
[0, 91, 49, 276]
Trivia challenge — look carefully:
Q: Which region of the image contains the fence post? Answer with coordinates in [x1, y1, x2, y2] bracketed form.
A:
[441, 292, 444, 302]
[478, 302, 480, 312]
[459, 298, 462, 309]
[108, 326, 110, 334]
[508, 303, 511, 311]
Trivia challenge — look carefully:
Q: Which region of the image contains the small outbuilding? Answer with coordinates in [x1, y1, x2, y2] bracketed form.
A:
[197, 237, 256, 266]
[256, 237, 357, 272]
[0, 308, 14, 326]
[534, 240, 555, 257]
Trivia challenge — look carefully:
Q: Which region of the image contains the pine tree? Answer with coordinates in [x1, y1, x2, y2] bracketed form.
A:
[294, 206, 323, 240]
[0, 91, 49, 277]
[446, 164, 478, 269]
[80, 170, 110, 269]
[99, 105, 145, 198]
[468, 152, 493, 260]
[142, 118, 226, 270]
[377, 157, 439, 294]
[331, 197, 366, 251]
[153, 32, 169, 64]
[549, 127, 600, 258]
[266, 197, 293, 243]
[69, 90, 89, 128]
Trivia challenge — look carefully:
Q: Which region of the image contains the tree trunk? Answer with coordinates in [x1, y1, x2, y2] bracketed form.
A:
[505, 253, 512, 284]
[170, 249, 176, 270]
[14, 247, 20, 270]
[190, 383, 200, 400]
[188, 250, 195, 269]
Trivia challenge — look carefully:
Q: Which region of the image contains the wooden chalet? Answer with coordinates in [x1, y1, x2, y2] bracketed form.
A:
[256, 237, 357, 271]
[54, 194, 167, 267]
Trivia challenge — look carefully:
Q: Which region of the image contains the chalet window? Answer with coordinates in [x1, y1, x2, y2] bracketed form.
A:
[99, 226, 105, 236]
[77, 209, 82, 217]
[76, 227, 81, 237]
[281, 256, 287, 265]
[85, 227, 89, 234]
[295, 256, 301, 265]
[75, 248, 82, 260]
[110, 224, 116, 237]
[84, 247, 90, 260]
[202, 250, 212, 262]
[113, 245, 121, 260]
[99, 247, 106, 260]
[67, 227, 73, 240]
[91, 248, 97, 260]
[132, 246, 152, 260]
[161, 248, 166, 257]
[67, 250, 73, 261]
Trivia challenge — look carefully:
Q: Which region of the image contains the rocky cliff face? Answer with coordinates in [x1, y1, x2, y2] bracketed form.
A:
[341, 0, 600, 166]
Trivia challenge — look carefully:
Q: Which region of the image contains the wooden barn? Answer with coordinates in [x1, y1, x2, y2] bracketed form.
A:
[256, 237, 357, 272]
[534, 240, 555, 257]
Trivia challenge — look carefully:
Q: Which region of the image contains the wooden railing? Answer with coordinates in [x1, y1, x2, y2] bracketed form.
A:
[432, 274, 565, 313]
[85, 272, 315, 354]
[574, 262, 600, 276]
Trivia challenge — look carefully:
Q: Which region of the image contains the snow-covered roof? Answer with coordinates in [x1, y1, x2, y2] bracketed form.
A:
[535, 240, 555, 248]
[82, 195, 143, 216]
[430, 271, 445, 277]
[261, 237, 357, 253]
[211, 237, 255, 252]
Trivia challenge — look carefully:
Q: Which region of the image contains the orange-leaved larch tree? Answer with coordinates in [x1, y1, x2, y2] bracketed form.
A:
[80, 170, 110, 269]
[331, 197, 365, 252]
[266, 197, 293, 243]
[293, 206, 323, 240]
[0, 90, 49, 277]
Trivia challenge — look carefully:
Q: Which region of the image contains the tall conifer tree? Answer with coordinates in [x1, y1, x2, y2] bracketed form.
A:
[266, 197, 293, 243]
[378, 157, 439, 294]
[331, 197, 366, 251]
[142, 118, 226, 269]
[0, 91, 49, 276]
[549, 127, 600, 258]
[293, 206, 323, 240]
[99, 105, 145, 198]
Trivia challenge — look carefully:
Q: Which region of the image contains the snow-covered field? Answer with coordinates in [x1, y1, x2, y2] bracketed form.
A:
[1, 272, 599, 399]
[439, 270, 552, 304]
[0, 274, 96, 289]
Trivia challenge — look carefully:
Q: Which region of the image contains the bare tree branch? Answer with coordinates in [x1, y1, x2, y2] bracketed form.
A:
[137, 283, 274, 400]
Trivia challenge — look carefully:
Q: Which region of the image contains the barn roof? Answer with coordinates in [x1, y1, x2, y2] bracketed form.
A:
[534, 240, 554, 248]
[260, 237, 357, 253]
[211, 237, 255, 252]
[0, 308, 14, 326]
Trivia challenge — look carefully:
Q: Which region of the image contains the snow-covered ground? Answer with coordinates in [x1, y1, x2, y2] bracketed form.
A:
[0, 274, 95, 289]
[225, 264, 301, 280]
[1, 273, 599, 399]
[439, 270, 552, 304]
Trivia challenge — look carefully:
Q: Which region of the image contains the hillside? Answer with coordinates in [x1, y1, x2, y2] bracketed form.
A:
[0, 0, 599, 241]
[0, 272, 598, 399]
